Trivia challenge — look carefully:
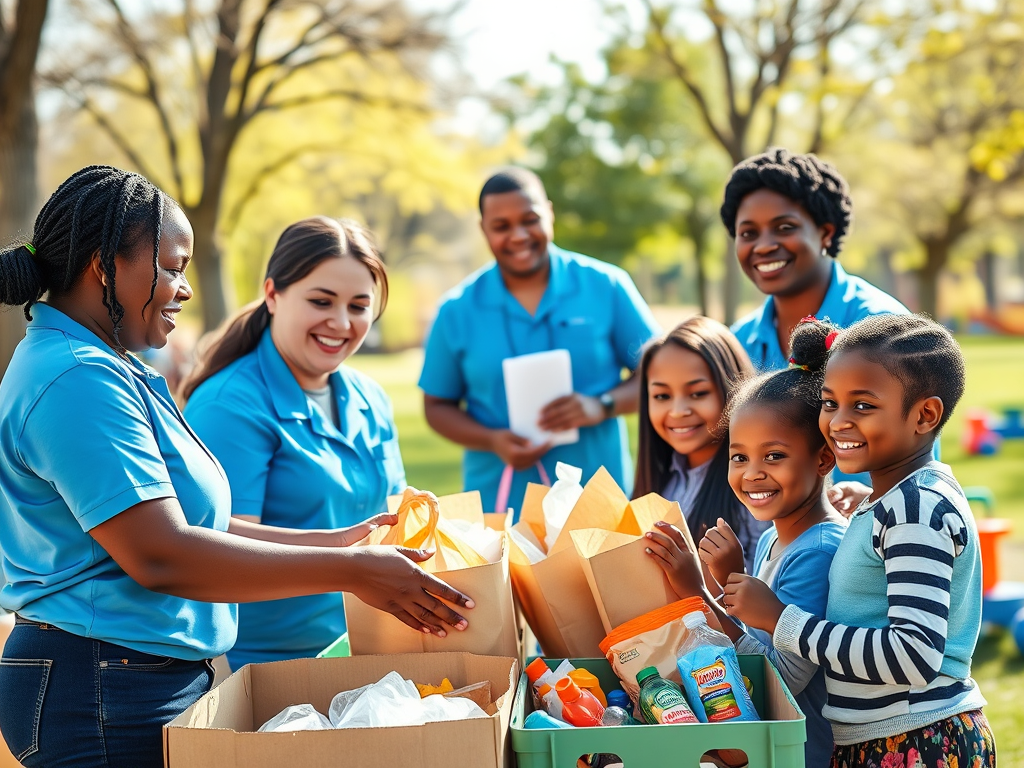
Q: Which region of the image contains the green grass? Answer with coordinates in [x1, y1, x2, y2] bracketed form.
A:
[348, 335, 1024, 757]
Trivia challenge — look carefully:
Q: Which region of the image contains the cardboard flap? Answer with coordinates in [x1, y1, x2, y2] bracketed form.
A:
[621, 494, 684, 535]
[518, 483, 550, 546]
[569, 528, 638, 559]
[549, 467, 631, 555]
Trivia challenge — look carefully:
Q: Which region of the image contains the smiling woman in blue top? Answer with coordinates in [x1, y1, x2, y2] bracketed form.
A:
[0, 168, 471, 768]
[181, 216, 408, 669]
[419, 168, 661, 515]
[722, 148, 908, 372]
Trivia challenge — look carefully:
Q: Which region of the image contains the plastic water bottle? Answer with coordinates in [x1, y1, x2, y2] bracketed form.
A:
[524, 710, 573, 729]
[600, 706, 637, 726]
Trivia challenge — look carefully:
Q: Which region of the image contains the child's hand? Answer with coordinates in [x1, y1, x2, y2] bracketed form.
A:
[698, 518, 746, 586]
[723, 573, 786, 633]
[828, 481, 872, 518]
[644, 521, 705, 599]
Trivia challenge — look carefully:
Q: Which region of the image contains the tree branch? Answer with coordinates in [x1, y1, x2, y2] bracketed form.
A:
[182, 0, 208, 111]
[643, 0, 735, 158]
[222, 143, 336, 231]
[249, 88, 429, 118]
[77, 95, 162, 183]
[233, 0, 282, 122]
[102, 0, 184, 199]
[0, 0, 49, 135]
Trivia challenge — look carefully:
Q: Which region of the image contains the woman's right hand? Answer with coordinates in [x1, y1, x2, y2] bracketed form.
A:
[349, 545, 475, 637]
[489, 429, 550, 470]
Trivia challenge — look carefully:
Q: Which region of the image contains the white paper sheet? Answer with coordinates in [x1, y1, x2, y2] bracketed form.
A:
[502, 349, 579, 447]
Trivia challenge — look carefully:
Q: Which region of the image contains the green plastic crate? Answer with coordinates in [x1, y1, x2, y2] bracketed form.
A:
[510, 656, 805, 768]
[316, 632, 350, 658]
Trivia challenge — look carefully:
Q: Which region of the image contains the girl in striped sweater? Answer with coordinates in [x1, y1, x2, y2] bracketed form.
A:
[723, 314, 995, 768]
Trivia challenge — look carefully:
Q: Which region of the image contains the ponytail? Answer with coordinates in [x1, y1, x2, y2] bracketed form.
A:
[179, 301, 270, 400]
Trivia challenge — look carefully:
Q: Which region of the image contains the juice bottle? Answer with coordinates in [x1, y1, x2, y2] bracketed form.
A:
[567, 668, 608, 707]
[635, 666, 699, 725]
[554, 677, 604, 727]
[676, 610, 759, 723]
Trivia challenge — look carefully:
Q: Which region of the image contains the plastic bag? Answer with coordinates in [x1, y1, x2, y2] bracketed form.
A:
[329, 671, 487, 729]
[445, 519, 504, 564]
[257, 704, 332, 732]
[379, 489, 488, 572]
[542, 462, 584, 552]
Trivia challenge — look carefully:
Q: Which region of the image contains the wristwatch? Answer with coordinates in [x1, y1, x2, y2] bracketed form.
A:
[599, 392, 615, 419]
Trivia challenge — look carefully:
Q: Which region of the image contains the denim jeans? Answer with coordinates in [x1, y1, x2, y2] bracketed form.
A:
[0, 617, 214, 768]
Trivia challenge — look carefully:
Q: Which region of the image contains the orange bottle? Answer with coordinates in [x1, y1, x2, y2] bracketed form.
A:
[555, 677, 605, 727]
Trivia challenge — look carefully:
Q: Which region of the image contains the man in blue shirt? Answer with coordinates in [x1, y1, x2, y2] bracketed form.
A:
[419, 169, 660, 516]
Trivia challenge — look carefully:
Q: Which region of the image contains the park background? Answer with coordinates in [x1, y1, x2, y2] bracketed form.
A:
[2, 0, 1024, 763]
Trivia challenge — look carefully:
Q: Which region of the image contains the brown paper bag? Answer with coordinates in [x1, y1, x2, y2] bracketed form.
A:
[572, 493, 696, 633]
[507, 467, 638, 658]
[344, 489, 519, 659]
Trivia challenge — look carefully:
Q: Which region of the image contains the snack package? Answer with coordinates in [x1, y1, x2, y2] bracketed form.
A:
[598, 597, 712, 705]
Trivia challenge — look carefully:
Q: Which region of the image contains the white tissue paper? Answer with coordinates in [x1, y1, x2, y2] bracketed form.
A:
[509, 528, 547, 563]
[257, 703, 332, 732]
[542, 462, 584, 552]
[328, 671, 488, 729]
[445, 519, 504, 563]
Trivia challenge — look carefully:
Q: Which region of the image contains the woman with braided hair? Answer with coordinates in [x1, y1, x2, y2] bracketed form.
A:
[0, 166, 473, 768]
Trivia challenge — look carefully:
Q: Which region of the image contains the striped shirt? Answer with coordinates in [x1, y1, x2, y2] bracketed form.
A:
[773, 463, 986, 744]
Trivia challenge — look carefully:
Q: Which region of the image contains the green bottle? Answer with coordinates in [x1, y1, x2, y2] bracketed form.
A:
[635, 667, 699, 725]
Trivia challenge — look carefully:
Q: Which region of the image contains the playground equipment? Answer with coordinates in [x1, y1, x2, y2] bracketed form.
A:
[963, 406, 1024, 456]
[970, 488, 1024, 654]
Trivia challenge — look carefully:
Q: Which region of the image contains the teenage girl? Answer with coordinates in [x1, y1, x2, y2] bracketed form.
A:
[723, 314, 995, 768]
[633, 316, 767, 575]
[645, 319, 847, 768]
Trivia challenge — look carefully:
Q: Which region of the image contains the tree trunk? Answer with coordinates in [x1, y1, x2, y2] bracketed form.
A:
[0, 0, 48, 377]
[915, 238, 948, 319]
[686, 209, 709, 317]
[185, 199, 232, 332]
[722, 236, 740, 325]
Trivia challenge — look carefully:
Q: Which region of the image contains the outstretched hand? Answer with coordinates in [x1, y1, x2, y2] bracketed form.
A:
[333, 512, 398, 547]
[644, 520, 705, 599]
[349, 545, 475, 638]
[722, 573, 785, 633]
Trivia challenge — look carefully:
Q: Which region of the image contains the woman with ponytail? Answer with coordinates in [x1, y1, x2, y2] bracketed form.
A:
[183, 216, 409, 669]
[0, 169, 472, 768]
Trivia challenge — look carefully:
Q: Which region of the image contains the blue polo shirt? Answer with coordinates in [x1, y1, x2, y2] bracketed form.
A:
[184, 328, 406, 668]
[0, 304, 236, 660]
[419, 244, 660, 516]
[731, 262, 909, 372]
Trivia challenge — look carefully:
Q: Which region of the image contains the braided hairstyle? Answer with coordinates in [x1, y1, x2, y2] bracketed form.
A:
[820, 314, 965, 431]
[719, 148, 852, 258]
[725, 318, 837, 452]
[0, 166, 166, 344]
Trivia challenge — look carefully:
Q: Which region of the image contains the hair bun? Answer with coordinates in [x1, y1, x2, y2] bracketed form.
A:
[0, 244, 46, 307]
[789, 317, 839, 372]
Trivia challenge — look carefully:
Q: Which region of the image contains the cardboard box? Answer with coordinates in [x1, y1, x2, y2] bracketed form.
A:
[163, 652, 518, 768]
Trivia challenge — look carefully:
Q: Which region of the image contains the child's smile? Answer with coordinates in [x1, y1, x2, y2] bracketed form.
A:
[820, 349, 940, 499]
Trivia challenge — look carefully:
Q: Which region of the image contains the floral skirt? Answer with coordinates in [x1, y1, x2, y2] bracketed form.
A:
[831, 709, 995, 768]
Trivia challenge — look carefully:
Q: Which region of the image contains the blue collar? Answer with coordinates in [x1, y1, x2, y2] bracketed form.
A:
[738, 261, 851, 360]
[255, 328, 369, 444]
[477, 243, 572, 320]
[29, 302, 159, 380]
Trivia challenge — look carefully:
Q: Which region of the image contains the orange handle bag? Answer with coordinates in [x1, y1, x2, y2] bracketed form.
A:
[379, 489, 487, 573]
